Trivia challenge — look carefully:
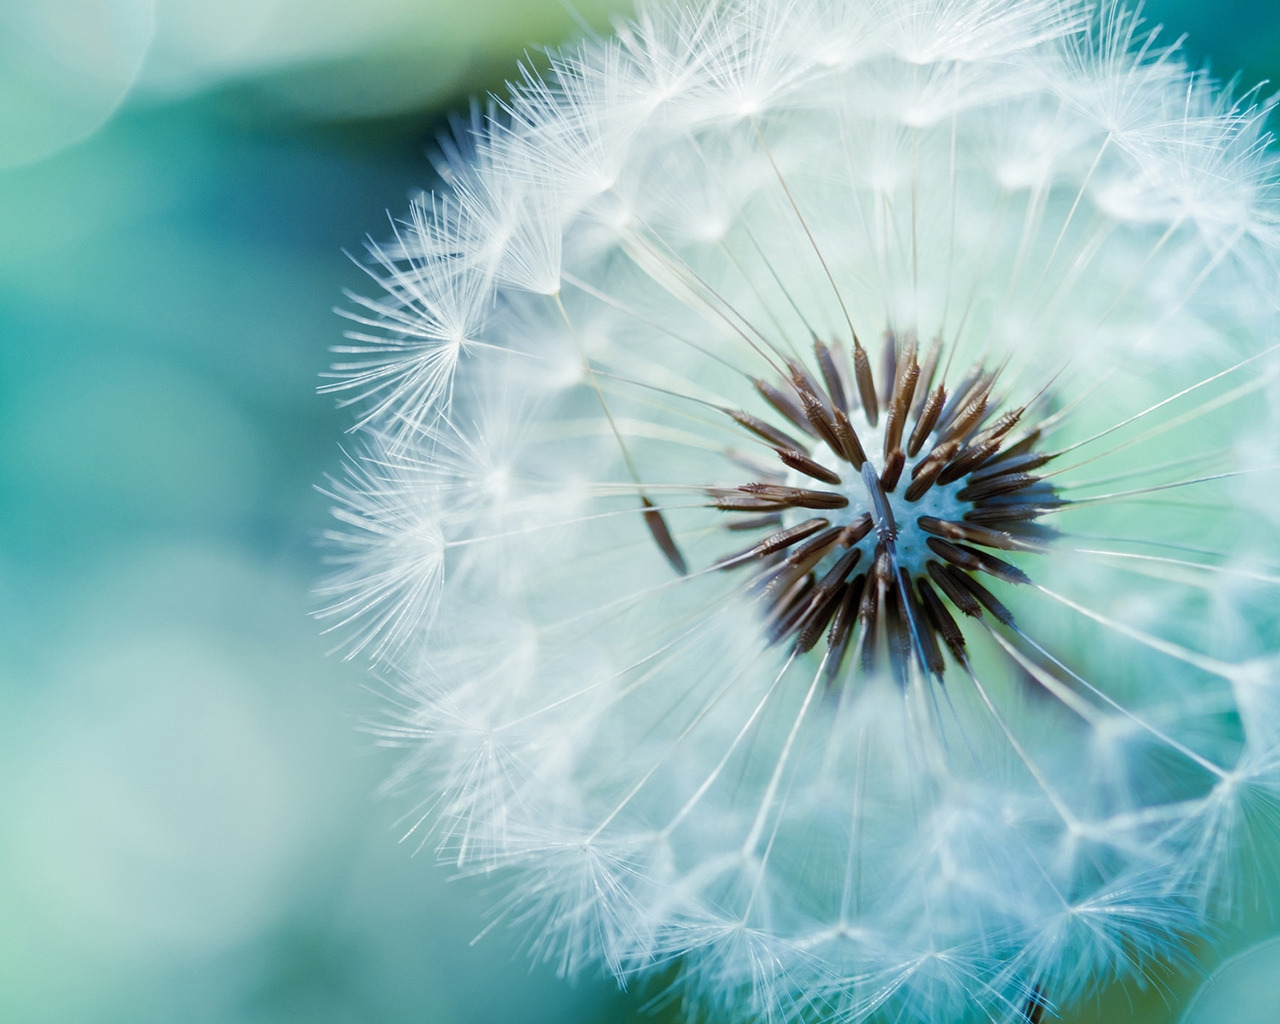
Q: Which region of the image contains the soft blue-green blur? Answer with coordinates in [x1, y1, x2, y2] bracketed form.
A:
[1, 3, 1278, 1023]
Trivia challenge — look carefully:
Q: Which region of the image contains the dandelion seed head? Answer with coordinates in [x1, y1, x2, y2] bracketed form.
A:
[322, 0, 1280, 1019]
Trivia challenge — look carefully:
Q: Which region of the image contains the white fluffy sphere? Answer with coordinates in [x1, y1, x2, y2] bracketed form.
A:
[322, 2, 1280, 1020]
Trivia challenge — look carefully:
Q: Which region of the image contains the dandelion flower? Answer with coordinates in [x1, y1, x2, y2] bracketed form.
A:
[323, 1, 1280, 1020]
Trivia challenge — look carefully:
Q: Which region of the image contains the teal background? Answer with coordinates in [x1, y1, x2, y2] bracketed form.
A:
[1, 2, 1278, 1022]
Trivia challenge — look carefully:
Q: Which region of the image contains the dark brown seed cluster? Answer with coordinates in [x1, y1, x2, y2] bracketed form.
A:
[712, 332, 1060, 685]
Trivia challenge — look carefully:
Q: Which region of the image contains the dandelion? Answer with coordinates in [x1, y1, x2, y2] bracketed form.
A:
[322, 1, 1280, 1020]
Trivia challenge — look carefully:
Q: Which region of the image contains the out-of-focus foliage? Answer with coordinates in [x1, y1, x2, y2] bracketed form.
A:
[1, 0, 632, 170]
[0, 0, 152, 168]
[0, 2, 1278, 1023]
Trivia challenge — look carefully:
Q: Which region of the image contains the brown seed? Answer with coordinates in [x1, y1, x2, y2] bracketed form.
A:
[754, 378, 815, 437]
[727, 409, 807, 453]
[830, 573, 866, 649]
[967, 409, 1022, 449]
[796, 582, 846, 653]
[913, 438, 963, 479]
[1023, 986, 1049, 1024]
[760, 549, 821, 600]
[798, 389, 848, 457]
[948, 381, 1000, 440]
[880, 331, 899, 404]
[957, 472, 1041, 502]
[926, 537, 1030, 584]
[971, 549, 1031, 585]
[813, 545, 863, 594]
[883, 361, 920, 457]
[774, 447, 842, 485]
[712, 484, 849, 511]
[924, 536, 977, 569]
[881, 448, 906, 492]
[917, 577, 966, 661]
[859, 550, 885, 624]
[936, 436, 1005, 485]
[787, 358, 828, 404]
[795, 547, 864, 652]
[852, 341, 879, 426]
[766, 575, 817, 644]
[894, 334, 918, 392]
[927, 560, 983, 618]
[714, 518, 831, 569]
[824, 573, 867, 686]
[831, 405, 868, 467]
[938, 394, 990, 444]
[967, 449, 1054, 482]
[783, 525, 845, 567]
[642, 498, 688, 575]
[983, 428, 1041, 465]
[882, 580, 912, 685]
[904, 578, 945, 676]
[944, 566, 1016, 624]
[857, 556, 884, 672]
[725, 513, 783, 531]
[712, 494, 788, 512]
[906, 384, 947, 457]
[963, 503, 1053, 525]
[911, 338, 942, 418]
[837, 512, 874, 547]
[747, 483, 848, 509]
[904, 440, 962, 502]
[814, 339, 848, 412]
[934, 369, 978, 429]
[916, 516, 1031, 552]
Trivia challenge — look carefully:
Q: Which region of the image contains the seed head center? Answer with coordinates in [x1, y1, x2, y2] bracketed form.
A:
[698, 333, 1058, 684]
[782, 413, 971, 580]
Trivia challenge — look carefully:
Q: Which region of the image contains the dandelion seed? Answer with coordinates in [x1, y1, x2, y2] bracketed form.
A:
[322, 1, 1280, 1020]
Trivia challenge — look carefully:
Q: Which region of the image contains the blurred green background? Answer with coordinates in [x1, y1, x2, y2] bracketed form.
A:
[2, 2, 1279, 1022]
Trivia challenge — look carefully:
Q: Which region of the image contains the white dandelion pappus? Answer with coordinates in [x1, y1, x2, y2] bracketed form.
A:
[321, 1, 1280, 1020]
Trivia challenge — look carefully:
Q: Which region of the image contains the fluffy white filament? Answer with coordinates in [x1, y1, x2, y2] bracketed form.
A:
[321, 1, 1280, 1020]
